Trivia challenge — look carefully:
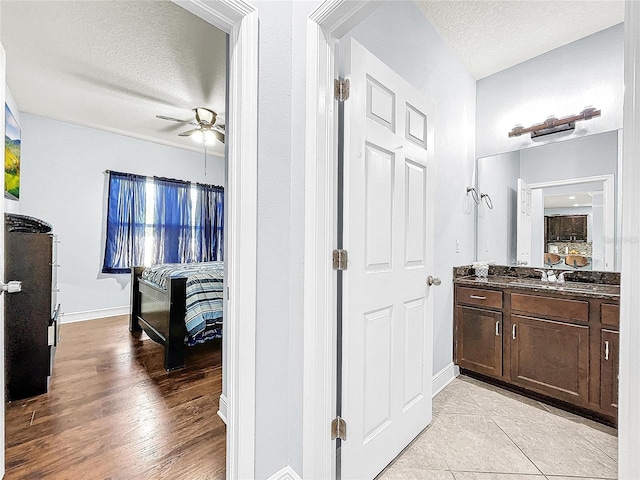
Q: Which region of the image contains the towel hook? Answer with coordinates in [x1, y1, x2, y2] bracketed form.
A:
[480, 193, 493, 209]
[466, 187, 480, 205]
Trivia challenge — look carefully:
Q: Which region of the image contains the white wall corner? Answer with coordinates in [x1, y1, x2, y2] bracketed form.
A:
[432, 362, 460, 398]
[60, 306, 129, 324]
[266, 465, 302, 480]
[217, 393, 228, 425]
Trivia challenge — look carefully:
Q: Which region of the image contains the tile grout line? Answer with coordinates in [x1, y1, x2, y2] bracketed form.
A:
[491, 415, 546, 477]
[577, 428, 619, 464]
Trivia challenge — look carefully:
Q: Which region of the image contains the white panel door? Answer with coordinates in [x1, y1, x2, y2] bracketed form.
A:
[517, 178, 532, 266]
[530, 188, 545, 267]
[341, 39, 436, 480]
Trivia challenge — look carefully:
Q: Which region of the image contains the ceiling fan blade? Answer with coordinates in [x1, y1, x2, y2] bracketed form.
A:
[213, 130, 225, 144]
[178, 128, 202, 137]
[156, 115, 197, 126]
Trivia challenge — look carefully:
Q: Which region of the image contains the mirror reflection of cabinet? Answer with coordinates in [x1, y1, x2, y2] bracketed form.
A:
[546, 215, 588, 242]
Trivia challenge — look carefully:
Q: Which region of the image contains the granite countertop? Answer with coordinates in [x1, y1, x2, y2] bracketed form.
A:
[454, 275, 620, 300]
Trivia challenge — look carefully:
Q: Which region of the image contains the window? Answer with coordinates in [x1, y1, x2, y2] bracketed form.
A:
[102, 171, 223, 273]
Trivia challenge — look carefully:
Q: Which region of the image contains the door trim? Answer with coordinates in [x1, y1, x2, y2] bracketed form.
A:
[620, 2, 640, 476]
[174, 1, 258, 478]
[303, 2, 383, 478]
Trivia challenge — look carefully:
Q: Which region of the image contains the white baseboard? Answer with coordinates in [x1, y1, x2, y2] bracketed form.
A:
[60, 306, 129, 324]
[432, 362, 460, 397]
[218, 394, 228, 425]
[266, 465, 302, 480]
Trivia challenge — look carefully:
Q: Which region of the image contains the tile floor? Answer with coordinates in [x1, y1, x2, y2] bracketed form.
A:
[378, 375, 618, 480]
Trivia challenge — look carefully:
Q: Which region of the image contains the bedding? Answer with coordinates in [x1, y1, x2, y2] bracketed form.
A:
[141, 261, 224, 338]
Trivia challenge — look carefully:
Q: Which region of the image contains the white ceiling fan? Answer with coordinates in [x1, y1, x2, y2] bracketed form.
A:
[156, 107, 225, 144]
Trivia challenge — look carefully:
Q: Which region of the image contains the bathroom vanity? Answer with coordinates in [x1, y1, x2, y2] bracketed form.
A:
[454, 266, 619, 425]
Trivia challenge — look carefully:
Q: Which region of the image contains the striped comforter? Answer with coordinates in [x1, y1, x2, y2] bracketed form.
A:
[141, 262, 224, 337]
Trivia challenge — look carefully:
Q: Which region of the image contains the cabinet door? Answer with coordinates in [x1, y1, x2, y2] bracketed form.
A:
[600, 329, 619, 413]
[455, 306, 502, 377]
[510, 315, 589, 405]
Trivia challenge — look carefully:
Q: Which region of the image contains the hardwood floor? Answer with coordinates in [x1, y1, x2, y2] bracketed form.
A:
[5, 315, 225, 480]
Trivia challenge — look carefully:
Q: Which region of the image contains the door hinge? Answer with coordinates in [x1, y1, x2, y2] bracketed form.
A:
[333, 249, 348, 271]
[331, 416, 347, 441]
[334, 78, 350, 102]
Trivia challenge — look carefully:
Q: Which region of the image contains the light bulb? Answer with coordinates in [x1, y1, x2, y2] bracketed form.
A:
[191, 130, 204, 143]
[203, 130, 217, 144]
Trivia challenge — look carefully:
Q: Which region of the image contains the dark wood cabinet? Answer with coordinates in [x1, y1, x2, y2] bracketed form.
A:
[456, 306, 503, 377]
[546, 215, 588, 241]
[454, 281, 619, 424]
[510, 315, 589, 405]
[600, 329, 619, 413]
[5, 214, 59, 401]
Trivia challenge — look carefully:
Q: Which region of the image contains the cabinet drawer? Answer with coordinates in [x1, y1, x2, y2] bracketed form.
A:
[601, 304, 619, 327]
[511, 293, 589, 322]
[457, 287, 502, 309]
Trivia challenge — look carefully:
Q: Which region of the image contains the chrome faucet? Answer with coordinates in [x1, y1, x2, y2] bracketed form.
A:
[557, 271, 571, 284]
[534, 269, 548, 282]
[547, 270, 557, 283]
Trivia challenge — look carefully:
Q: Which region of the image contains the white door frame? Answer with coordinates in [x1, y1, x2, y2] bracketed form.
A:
[303, 1, 383, 478]
[529, 174, 616, 271]
[619, 2, 640, 477]
[174, 1, 258, 478]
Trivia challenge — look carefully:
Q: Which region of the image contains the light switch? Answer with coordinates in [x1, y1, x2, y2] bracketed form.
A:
[456, 239, 460, 253]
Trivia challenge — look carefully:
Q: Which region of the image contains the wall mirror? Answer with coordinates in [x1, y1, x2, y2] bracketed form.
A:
[476, 130, 621, 272]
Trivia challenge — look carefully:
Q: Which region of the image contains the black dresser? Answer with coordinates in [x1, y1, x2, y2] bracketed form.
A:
[5, 214, 60, 401]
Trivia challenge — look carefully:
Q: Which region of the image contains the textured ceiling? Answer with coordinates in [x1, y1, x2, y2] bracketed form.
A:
[1, 0, 227, 155]
[1, 0, 625, 153]
[415, 0, 625, 79]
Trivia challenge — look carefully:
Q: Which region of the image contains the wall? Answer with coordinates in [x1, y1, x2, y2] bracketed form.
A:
[253, 1, 293, 477]
[18, 114, 225, 319]
[342, 2, 477, 378]
[476, 24, 624, 159]
[519, 130, 618, 185]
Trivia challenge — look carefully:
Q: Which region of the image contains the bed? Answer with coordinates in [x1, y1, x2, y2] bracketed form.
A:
[129, 261, 224, 370]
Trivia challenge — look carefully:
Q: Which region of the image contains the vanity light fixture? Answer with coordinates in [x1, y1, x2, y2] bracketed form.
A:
[508, 107, 601, 138]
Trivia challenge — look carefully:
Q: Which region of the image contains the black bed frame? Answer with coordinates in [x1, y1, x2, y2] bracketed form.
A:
[130, 266, 188, 371]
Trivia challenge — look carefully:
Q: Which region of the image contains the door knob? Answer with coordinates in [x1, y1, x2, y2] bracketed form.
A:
[0, 281, 22, 295]
[427, 276, 441, 286]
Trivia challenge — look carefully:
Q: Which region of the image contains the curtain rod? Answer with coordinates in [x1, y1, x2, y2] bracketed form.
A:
[508, 107, 601, 138]
[104, 170, 223, 190]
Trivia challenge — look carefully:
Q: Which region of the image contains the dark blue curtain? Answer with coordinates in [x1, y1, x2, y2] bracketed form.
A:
[194, 184, 224, 261]
[102, 171, 146, 273]
[151, 177, 193, 264]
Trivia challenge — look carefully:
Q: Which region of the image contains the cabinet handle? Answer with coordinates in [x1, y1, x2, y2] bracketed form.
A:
[605, 341, 610, 361]
[512, 324, 517, 340]
[495, 320, 500, 336]
[470, 295, 486, 300]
